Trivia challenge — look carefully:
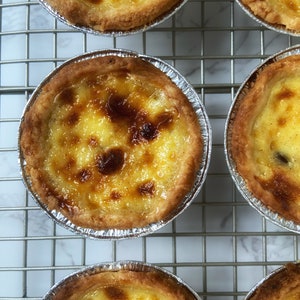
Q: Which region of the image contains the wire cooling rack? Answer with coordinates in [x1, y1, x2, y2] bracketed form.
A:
[1, 0, 300, 299]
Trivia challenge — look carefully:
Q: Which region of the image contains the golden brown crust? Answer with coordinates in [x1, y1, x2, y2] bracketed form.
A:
[248, 263, 300, 300]
[51, 269, 197, 299]
[43, 0, 183, 32]
[229, 54, 300, 224]
[240, 0, 300, 32]
[20, 55, 203, 230]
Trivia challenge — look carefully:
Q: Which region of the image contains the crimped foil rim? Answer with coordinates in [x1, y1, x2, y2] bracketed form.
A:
[18, 48, 211, 240]
[235, 0, 300, 37]
[38, 0, 188, 36]
[225, 44, 300, 234]
[244, 262, 300, 299]
[43, 260, 202, 300]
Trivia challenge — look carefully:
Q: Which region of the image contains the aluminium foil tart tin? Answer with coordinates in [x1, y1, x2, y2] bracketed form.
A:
[225, 45, 300, 234]
[236, 0, 300, 37]
[43, 261, 202, 300]
[38, 0, 188, 36]
[18, 48, 211, 240]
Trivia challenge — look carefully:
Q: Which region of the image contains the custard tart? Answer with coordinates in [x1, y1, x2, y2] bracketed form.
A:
[40, 0, 185, 33]
[227, 52, 300, 228]
[19, 50, 207, 237]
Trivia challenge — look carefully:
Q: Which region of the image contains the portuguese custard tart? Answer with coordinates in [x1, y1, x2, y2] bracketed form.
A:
[39, 0, 185, 33]
[238, 0, 300, 34]
[45, 262, 200, 300]
[246, 263, 300, 300]
[19, 50, 207, 237]
[227, 52, 300, 229]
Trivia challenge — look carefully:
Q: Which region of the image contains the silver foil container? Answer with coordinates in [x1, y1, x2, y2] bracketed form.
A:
[19, 48, 211, 239]
[225, 45, 300, 233]
[44, 261, 202, 299]
[236, 0, 300, 37]
[244, 262, 300, 300]
[38, 0, 188, 36]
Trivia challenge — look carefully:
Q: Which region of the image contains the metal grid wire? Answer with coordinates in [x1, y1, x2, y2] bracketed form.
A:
[1, 0, 300, 299]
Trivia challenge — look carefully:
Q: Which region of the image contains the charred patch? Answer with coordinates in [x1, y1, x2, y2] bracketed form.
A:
[110, 190, 122, 200]
[77, 169, 92, 183]
[59, 87, 76, 105]
[88, 136, 99, 147]
[104, 286, 127, 300]
[274, 151, 290, 166]
[275, 87, 295, 100]
[138, 181, 155, 196]
[97, 148, 125, 175]
[65, 111, 80, 126]
[106, 93, 135, 121]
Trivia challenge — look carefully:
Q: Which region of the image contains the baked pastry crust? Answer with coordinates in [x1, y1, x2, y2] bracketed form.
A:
[248, 263, 300, 300]
[240, 0, 300, 32]
[50, 268, 197, 299]
[42, 0, 183, 32]
[20, 54, 203, 231]
[229, 54, 300, 224]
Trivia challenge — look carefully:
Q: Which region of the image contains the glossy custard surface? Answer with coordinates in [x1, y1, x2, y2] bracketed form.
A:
[45, 72, 189, 217]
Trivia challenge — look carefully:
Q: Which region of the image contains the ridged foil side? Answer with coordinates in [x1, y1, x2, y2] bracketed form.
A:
[225, 45, 300, 234]
[18, 48, 211, 239]
[38, 0, 188, 36]
[236, 0, 300, 37]
[43, 261, 202, 299]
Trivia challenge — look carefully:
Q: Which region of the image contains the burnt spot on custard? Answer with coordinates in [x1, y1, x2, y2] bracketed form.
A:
[130, 120, 158, 144]
[274, 151, 290, 166]
[277, 117, 287, 127]
[138, 180, 155, 196]
[88, 136, 99, 147]
[65, 111, 80, 126]
[97, 148, 125, 175]
[58, 87, 76, 105]
[275, 87, 295, 101]
[110, 190, 122, 200]
[143, 151, 154, 165]
[104, 286, 127, 300]
[106, 93, 136, 121]
[77, 168, 92, 183]
[64, 157, 76, 171]
[130, 111, 174, 145]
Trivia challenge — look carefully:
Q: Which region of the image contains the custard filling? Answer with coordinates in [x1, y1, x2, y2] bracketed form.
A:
[43, 71, 192, 218]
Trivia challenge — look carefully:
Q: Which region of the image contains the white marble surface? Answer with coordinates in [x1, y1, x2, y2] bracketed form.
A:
[1, 0, 300, 299]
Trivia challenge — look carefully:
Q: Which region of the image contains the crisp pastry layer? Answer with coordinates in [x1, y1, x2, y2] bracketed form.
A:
[51, 269, 197, 300]
[248, 263, 300, 300]
[42, 0, 183, 32]
[240, 0, 300, 32]
[230, 54, 300, 224]
[20, 55, 203, 230]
